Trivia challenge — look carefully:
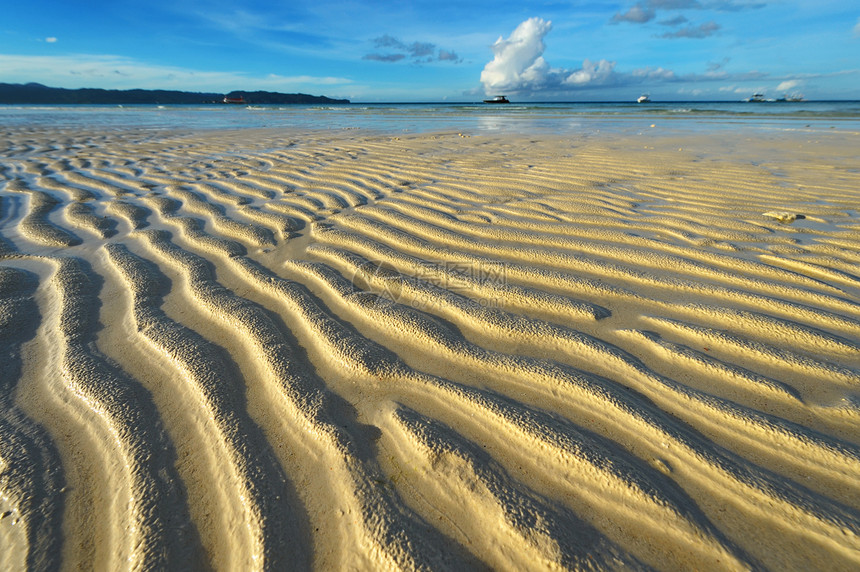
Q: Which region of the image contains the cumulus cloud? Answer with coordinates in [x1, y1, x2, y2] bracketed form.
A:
[480, 18, 621, 95]
[481, 18, 553, 92]
[478, 17, 824, 99]
[45, 37, 58, 43]
[564, 59, 617, 86]
[363, 35, 461, 64]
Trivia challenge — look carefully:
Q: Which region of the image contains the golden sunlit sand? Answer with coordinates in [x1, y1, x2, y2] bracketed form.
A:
[1, 125, 858, 570]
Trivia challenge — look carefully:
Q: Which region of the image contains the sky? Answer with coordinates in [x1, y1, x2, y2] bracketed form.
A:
[1, 1, 858, 102]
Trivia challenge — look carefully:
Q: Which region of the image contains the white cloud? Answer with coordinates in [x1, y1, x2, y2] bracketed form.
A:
[479, 16, 806, 100]
[480, 18, 618, 95]
[0, 54, 351, 91]
[632, 66, 676, 80]
[480, 18, 554, 92]
[776, 79, 801, 92]
[45, 37, 58, 43]
[854, 17, 860, 37]
[564, 59, 616, 85]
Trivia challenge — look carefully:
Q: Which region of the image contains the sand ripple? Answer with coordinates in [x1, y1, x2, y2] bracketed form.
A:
[1, 127, 858, 570]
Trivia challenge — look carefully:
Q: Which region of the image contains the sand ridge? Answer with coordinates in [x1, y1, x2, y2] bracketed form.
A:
[0, 125, 858, 570]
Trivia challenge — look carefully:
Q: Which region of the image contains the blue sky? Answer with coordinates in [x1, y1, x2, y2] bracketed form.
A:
[1, 1, 858, 101]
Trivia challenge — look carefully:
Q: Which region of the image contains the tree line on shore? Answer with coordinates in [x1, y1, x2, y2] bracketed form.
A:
[0, 83, 350, 105]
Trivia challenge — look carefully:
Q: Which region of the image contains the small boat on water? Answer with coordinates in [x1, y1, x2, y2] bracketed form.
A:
[483, 95, 510, 104]
[637, 94, 651, 103]
[223, 96, 246, 104]
[746, 93, 768, 102]
[776, 93, 804, 102]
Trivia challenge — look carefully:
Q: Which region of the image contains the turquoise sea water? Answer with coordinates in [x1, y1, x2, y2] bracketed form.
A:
[2, 101, 860, 135]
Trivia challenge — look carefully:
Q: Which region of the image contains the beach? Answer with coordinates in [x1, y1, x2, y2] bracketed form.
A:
[1, 119, 859, 570]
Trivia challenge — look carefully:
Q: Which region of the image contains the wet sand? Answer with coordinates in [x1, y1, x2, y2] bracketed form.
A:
[1, 125, 858, 570]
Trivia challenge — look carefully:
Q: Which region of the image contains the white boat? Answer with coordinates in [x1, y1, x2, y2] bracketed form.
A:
[746, 93, 768, 102]
[637, 94, 650, 103]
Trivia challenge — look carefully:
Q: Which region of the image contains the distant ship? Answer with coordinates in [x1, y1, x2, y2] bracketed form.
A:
[746, 93, 769, 102]
[777, 93, 804, 102]
[223, 96, 246, 104]
[637, 94, 651, 103]
[483, 95, 510, 104]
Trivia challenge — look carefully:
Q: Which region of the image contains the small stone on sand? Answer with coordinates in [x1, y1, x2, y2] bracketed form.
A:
[762, 211, 800, 223]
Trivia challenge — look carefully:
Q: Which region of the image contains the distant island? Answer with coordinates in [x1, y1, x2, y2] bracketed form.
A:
[0, 83, 350, 105]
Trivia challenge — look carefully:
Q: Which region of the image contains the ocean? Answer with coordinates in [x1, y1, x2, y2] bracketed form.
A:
[2, 100, 860, 135]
